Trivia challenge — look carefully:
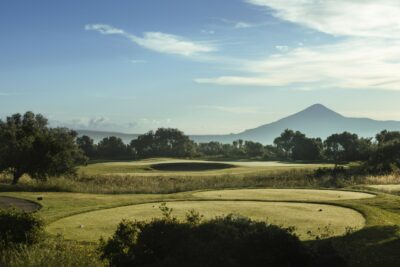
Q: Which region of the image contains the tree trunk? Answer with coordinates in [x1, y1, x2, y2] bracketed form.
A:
[12, 171, 22, 185]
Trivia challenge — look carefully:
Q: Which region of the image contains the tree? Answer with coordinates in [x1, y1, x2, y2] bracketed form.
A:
[131, 128, 196, 158]
[292, 137, 322, 161]
[0, 112, 87, 184]
[376, 130, 400, 145]
[366, 139, 400, 173]
[198, 142, 224, 156]
[97, 136, 134, 160]
[324, 132, 371, 165]
[243, 141, 264, 158]
[274, 129, 307, 160]
[76, 135, 96, 159]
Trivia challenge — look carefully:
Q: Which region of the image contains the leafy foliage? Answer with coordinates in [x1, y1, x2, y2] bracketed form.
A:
[97, 136, 135, 160]
[0, 112, 87, 184]
[0, 209, 43, 245]
[131, 128, 196, 158]
[99, 214, 314, 267]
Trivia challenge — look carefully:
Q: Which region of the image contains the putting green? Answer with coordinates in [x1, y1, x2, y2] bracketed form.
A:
[193, 189, 375, 201]
[47, 201, 365, 242]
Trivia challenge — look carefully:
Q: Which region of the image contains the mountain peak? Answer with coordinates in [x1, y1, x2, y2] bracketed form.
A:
[297, 103, 342, 118]
[304, 103, 330, 111]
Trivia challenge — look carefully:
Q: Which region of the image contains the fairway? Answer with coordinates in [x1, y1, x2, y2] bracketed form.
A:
[47, 200, 365, 242]
[193, 189, 375, 201]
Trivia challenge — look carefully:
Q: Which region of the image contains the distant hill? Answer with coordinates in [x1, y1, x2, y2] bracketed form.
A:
[77, 104, 400, 144]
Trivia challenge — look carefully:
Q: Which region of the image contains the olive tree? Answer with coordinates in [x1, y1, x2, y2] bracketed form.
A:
[0, 112, 87, 184]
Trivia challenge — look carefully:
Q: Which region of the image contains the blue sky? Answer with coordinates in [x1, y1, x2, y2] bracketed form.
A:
[1, 0, 400, 134]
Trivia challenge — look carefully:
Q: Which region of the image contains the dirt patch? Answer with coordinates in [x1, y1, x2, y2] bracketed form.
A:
[0, 196, 41, 212]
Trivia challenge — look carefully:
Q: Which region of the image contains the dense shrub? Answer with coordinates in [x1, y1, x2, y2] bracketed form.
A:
[0, 237, 104, 267]
[99, 214, 314, 267]
[0, 209, 43, 245]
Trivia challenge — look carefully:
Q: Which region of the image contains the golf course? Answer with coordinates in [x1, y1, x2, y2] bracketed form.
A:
[1, 159, 400, 266]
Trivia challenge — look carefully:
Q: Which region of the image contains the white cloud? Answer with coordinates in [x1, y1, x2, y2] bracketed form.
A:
[196, 1, 400, 91]
[245, 0, 400, 38]
[196, 39, 400, 90]
[85, 24, 216, 57]
[234, 22, 254, 29]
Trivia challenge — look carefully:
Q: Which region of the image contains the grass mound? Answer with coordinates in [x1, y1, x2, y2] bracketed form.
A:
[150, 162, 236, 171]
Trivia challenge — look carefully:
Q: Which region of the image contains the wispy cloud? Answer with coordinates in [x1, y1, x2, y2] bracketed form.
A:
[195, 1, 400, 91]
[220, 19, 264, 29]
[234, 22, 254, 29]
[85, 24, 216, 57]
[130, 59, 146, 64]
[196, 39, 400, 90]
[52, 116, 130, 131]
[245, 0, 400, 38]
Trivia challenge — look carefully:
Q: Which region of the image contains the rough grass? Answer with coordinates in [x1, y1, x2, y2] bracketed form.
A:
[0, 168, 337, 194]
[46, 200, 365, 242]
[0, 238, 103, 267]
[364, 184, 400, 194]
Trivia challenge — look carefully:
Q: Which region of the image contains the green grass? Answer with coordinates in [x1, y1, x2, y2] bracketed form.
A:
[47, 200, 365, 242]
[0, 160, 333, 194]
[78, 159, 329, 177]
[2, 159, 400, 266]
[2, 187, 400, 266]
[193, 188, 375, 201]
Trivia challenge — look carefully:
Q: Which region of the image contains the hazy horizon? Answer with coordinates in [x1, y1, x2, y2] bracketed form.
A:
[2, 0, 400, 135]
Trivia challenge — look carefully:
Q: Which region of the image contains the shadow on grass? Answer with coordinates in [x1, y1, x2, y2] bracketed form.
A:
[316, 225, 400, 267]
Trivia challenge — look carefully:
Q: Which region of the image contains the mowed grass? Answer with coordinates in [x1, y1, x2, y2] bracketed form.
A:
[78, 159, 329, 177]
[0, 192, 172, 223]
[193, 188, 375, 201]
[47, 200, 365, 242]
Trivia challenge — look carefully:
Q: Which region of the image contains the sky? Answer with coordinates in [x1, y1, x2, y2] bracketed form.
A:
[1, 0, 400, 134]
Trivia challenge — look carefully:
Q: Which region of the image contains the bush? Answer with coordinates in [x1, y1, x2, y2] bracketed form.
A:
[0, 209, 43, 245]
[0, 237, 104, 267]
[99, 214, 313, 267]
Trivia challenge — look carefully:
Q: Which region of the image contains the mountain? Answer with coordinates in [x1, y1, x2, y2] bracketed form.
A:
[77, 104, 400, 144]
[193, 104, 400, 144]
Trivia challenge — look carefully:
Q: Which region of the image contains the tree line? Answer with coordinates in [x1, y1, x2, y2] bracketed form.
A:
[1, 112, 400, 184]
[77, 128, 400, 170]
